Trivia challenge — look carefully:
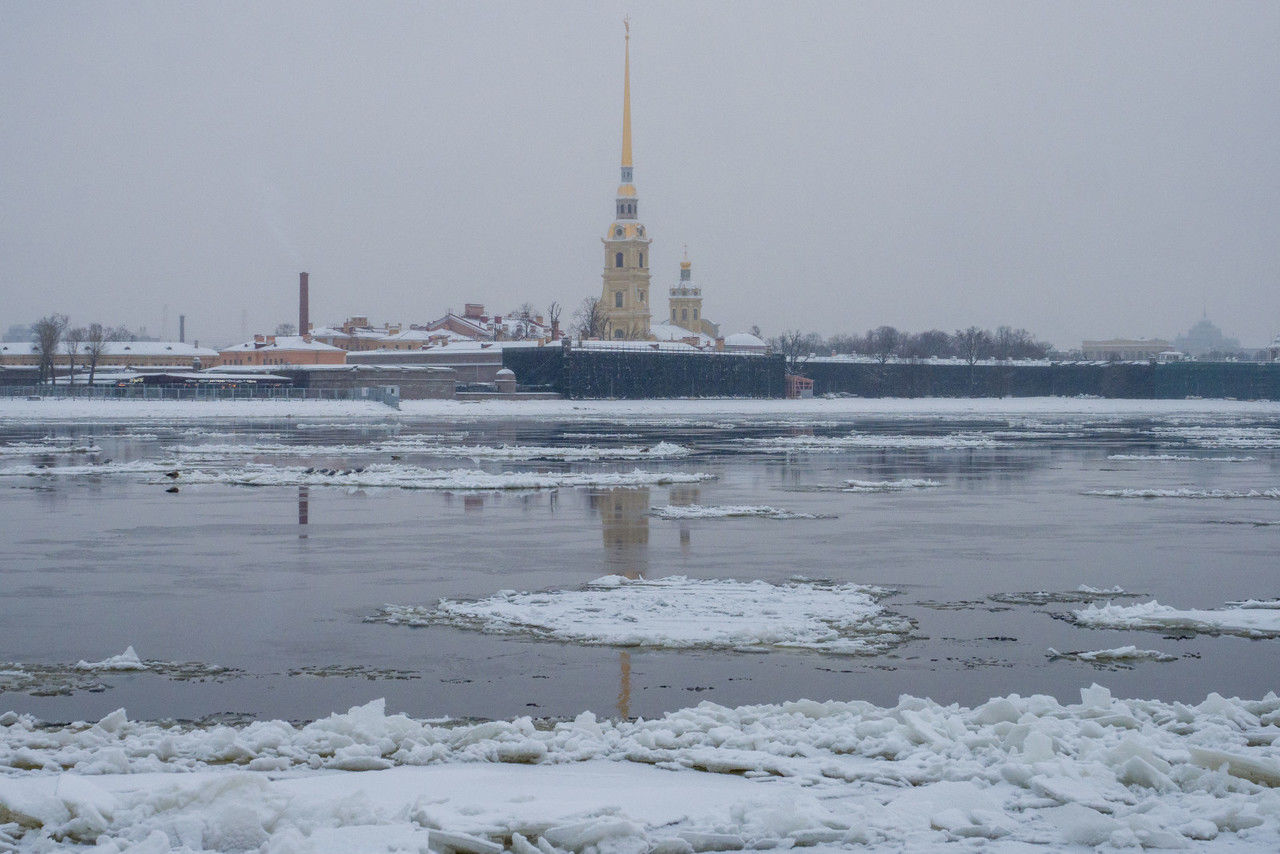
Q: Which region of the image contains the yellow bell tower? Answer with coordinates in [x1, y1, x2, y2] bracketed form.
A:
[600, 18, 652, 340]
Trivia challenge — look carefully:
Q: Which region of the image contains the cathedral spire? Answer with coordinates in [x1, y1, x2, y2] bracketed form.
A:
[621, 17, 633, 174]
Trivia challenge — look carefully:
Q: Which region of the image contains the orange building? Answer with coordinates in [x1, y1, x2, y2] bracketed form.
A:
[218, 335, 346, 367]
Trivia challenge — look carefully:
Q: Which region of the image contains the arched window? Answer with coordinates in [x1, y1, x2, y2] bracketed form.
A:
[638, 253, 644, 268]
[615, 252, 623, 268]
[638, 290, 644, 303]
[672, 308, 677, 320]
[693, 309, 698, 320]
[615, 291, 623, 308]
[681, 309, 688, 321]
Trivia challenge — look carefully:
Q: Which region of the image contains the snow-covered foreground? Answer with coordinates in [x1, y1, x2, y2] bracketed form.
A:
[369, 576, 912, 655]
[8, 686, 1280, 851]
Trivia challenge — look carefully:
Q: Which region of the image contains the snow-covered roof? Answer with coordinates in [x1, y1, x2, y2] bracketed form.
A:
[0, 341, 218, 357]
[219, 336, 345, 353]
[648, 323, 715, 346]
[578, 339, 701, 353]
[723, 332, 766, 347]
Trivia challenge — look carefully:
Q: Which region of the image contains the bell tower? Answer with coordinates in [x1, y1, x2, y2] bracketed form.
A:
[669, 249, 704, 334]
[600, 18, 652, 340]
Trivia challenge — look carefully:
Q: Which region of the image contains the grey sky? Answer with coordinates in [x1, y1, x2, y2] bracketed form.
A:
[2, 1, 1277, 349]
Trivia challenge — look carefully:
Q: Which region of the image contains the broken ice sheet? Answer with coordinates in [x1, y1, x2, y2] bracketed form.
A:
[369, 575, 913, 655]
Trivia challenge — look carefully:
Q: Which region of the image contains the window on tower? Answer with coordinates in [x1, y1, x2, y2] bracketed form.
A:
[672, 308, 676, 321]
[639, 290, 644, 303]
[693, 308, 698, 319]
[615, 253, 623, 268]
[638, 252, 644, 267]
[615, 291, 623, 308]
[681, 309, 688, 321]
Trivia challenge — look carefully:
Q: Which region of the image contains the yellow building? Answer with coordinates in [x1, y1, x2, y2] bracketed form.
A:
[600, 20, 652, 340]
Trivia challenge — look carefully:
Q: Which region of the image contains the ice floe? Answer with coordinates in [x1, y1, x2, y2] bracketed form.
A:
[159, 464, 716, 491]
[1047, 646, 1179, 665]
[650, 505, 826, 520]
[171, 440, 691, 461]
[368, 576, 912, 655]
[989, 585, 1140, 607]
[0, 461, 176, 478]
[1107, 454, 1258, 462]
[741, 432, 1003, 452]
[7, 686, 1280, 850]
[1072, 599, 1280, 638]
[0, 440, 100, 456]
[1153, 426, 1280, 449]
[843, 478, 943, 492]
[1, 649, 240, 697]
[1085, 488, 1280, 500]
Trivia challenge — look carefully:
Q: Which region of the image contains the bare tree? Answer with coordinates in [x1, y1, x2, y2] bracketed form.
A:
[902, 329, 954, 360]
[83, 322, 112, 386]
[867, 326, 902, 364]
[64, 326, 86, 385]
[546, 301, 562, 338]
[571, 296, 607, 340]
[32, 314, 68, 385]
[515, 302, 536, 339]
[953, 327, 994, 367]
[275, 322, 297, 337]
[770, 329, 823, 374]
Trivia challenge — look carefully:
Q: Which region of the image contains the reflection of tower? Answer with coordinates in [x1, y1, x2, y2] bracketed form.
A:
[599, 18, 652, 340]
[618, 651, 631, 719]
[594, 486, 649, 578]
[297, 486, 309, 539]
[667, 484, 700, 554]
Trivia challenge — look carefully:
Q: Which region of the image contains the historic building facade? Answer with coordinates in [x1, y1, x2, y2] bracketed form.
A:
[599, 21, 653, 340]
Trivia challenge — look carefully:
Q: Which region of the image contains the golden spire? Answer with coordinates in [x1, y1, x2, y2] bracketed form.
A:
[621, 17, 632, 169]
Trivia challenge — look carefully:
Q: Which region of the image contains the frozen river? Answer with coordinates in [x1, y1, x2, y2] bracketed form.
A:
[3, 398, 1278, 725]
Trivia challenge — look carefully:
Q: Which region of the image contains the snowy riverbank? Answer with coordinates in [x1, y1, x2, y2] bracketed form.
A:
[2, 395, 1280, 423]
[6, 686, 1280, 851]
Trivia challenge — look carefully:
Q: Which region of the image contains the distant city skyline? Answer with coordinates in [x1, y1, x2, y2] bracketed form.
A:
[3, 3, 1278, 349]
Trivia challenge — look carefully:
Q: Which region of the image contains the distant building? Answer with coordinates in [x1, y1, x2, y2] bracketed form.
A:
[218, 335, 346, 366]
[1080, 339, 1172, 361]
[1173, 317, 1241, 357]
[309, 317, 399, 352]
[1269, 334, 1280, 362]
[722, 332, 768, 354]
[0, 340, 220, 370]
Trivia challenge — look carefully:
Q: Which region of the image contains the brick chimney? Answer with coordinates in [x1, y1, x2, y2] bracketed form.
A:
[299, 272, 309, 336]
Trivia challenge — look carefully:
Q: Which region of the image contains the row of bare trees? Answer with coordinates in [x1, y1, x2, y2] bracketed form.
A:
[772, 325, 1052, 372]
[30, 315, 134, 385]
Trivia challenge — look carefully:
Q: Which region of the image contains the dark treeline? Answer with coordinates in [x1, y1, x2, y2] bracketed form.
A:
[770, 325, 1052, 372]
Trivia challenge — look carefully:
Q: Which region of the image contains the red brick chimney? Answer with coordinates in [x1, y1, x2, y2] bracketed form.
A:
[299, 272, 309, 336]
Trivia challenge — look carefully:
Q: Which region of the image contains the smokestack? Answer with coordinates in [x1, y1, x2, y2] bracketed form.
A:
[299, 272, 309, 336]
[178, 314, 186, 343]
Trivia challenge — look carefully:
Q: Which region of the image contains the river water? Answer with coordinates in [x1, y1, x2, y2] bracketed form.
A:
[2, 404, 1278, 724]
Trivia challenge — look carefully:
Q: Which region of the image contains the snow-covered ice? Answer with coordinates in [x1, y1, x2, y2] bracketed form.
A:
[741, 432, 1002, 452]
[1073, 599, 1280, 638]
[73, 647, 148, 672]
[172, 440, 690, 461]
[1085, 488, 1280, 500]
[1106, 454, 1258, 462]
[369, 576, 912, 655]
[843, 478, 943, 492]
[1047, 646, 1179, 665]
[8, 687, 1280, 850]
[1153, 426, 1280, 449]
[162, 465, 715, 491]
[649, 505, 825, 520]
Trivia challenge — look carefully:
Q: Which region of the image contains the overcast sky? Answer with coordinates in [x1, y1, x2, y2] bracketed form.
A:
[2, 2, 1277, 348]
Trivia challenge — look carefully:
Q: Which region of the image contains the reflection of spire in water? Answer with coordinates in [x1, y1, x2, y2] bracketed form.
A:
[594, 487, 649, 578]
[297, 486, 309, 539]
[667, 484, 700, 556]
[617, 651, 631, 719]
